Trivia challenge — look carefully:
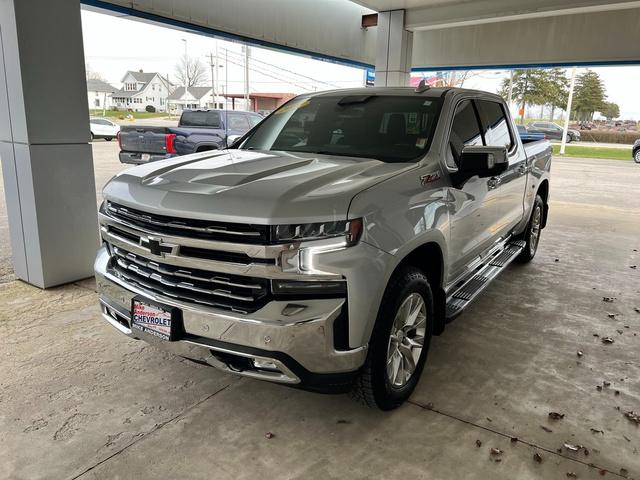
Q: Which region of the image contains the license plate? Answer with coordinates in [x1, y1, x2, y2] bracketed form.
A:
[131, 298, 174, 341]
[141, 153, 151, 162]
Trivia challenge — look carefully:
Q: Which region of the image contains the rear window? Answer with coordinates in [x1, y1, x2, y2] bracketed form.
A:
[180, 111, 221, 128]
[241, 95, 442, 163]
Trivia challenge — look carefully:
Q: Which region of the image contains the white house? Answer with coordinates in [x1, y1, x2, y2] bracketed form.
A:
[168, 86, 224, 111]
[87, 78, 116, 111]
[111, 70, 174, 112]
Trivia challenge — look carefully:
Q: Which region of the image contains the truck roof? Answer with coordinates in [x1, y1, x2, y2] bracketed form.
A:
[300, 86, 503, 101]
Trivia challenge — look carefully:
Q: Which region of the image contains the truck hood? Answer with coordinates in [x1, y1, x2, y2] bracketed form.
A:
[103, 149, 414, 224]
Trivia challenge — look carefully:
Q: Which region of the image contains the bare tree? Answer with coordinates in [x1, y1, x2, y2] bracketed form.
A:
[85, 63, 106, 81]
[174, 54, 208, 87]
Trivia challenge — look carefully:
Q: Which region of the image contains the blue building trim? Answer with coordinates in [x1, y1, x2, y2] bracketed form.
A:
[81, 0, 374, 70]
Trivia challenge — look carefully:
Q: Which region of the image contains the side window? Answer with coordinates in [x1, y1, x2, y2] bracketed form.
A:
[447, 100, 483, 168]
[248, 114, 263, 127]
[227, 113, 251, 130]
[477, 100, 513, 150]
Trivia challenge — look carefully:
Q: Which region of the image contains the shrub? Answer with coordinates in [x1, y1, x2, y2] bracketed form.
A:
[578, 130, 638, 144]
[145, 105, 156, 113]
[111, 106, 119, 112]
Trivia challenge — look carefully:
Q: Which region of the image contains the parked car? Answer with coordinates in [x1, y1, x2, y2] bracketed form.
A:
[633, 139, 640, 163]
[527, 121, 580, 142]
[516, 124, 546, 143]
[117, 109, 263, 164]
[96, 87, 552, 410]
[89, 117, 120, 141]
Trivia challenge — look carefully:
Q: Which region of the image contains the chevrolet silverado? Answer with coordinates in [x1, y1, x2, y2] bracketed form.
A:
[96, 86, 552, 410]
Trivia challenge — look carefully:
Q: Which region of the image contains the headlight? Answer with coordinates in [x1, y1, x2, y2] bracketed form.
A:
[271, 219, 362, 246]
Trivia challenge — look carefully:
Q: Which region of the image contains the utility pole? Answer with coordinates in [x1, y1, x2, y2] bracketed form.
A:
[181, 38, 188, 110]
[166, 73, 172, 118]
[243, 45, 250, 111]
[208, 52, 217, 109]
[506, 70, 514, 111]
[560, 67, 577, 155]
[225, 48, 229, 111]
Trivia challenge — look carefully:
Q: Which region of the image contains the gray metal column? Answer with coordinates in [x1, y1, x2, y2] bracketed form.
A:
[0, 0, 98, 288]
[374, 10, 413, 87]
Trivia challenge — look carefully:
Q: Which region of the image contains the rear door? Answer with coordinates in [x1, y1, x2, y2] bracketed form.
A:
[446, 99, 503, 281]
[477, 99, 527, 236]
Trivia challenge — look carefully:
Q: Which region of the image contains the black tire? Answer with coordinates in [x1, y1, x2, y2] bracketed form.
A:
[105, 137, 113, 141]
[634, 150, 640, 163]
[515, 194, 544, 263]
[90, 133, 95, 142]
[566, 135, 573, 144]
[352, 266, 434, 410]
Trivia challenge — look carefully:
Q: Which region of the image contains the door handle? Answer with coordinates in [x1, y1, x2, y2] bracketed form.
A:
[517, 164, 528, 175]
[488, 177, 501, 189]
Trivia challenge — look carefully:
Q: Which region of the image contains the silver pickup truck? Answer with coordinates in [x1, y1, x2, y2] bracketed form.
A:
[95, 86, 551, 410]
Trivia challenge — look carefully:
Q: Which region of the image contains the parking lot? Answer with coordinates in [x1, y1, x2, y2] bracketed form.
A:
[1, 142, 639, 479]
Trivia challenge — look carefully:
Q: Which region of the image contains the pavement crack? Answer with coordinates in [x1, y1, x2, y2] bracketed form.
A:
[69, 383, 231, 480]
[408, 399, 627, 478]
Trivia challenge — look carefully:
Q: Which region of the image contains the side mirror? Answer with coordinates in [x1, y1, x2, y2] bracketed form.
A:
[458, 146, 508, 178]
[226, 134, 242, 148]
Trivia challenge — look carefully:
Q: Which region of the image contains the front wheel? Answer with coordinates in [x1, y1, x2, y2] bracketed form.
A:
[105, 137, 113, 141]
[515, 194, 544, 263]
[634, 150, 640, 163]
[352, 266, 433, 410]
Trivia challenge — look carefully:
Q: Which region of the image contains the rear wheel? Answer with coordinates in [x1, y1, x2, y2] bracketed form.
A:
[634, 150, 640, 163]
[352, 266, 433, 410]
[105, 137, 113, 141]
[515, 194, 544, 263]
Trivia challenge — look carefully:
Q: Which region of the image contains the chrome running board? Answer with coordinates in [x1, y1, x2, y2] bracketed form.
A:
[445, 240, 525, 320]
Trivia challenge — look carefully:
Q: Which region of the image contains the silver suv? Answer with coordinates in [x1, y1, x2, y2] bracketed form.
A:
[95, 87, 551, 409]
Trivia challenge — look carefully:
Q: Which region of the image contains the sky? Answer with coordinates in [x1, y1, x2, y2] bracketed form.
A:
[81, 9, 640, 119]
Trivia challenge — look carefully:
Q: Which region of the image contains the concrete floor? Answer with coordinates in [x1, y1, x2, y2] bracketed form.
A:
[0, 144, 639, 479]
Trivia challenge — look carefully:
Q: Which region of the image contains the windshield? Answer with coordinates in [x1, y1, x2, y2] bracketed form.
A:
[240, 95, 442, 163]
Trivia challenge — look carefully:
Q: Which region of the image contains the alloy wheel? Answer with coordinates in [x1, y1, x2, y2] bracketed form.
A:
[386, 293, 427, 388]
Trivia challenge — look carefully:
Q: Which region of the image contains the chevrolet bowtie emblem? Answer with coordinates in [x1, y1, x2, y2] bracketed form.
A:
[140, 237, 177, 256]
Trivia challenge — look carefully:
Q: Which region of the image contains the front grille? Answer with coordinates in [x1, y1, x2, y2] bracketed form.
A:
[110, 246, 270, 314]
[106, 201, 270, 244]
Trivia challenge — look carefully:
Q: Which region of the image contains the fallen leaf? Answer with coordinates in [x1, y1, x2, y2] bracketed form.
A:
[603, 381, 611, 387]
[601, 337, 614, 344]
[615, 390, 620, 396]
[490, 447, 503, 456]
[555, 258, 560, 262]
[599, 469, 606, 476]
[563, 443, 582, 451]
[566, 473, 578, 478]
[426, 402, 434, 410]
[624, 411, 640, 425]
[336, 419, 351, 424]
[620, 467, 629, 477]
[630, 265, 637, 269]
[596, 385, 603, 392]
[541, 425, 553, 433]
[549, 412, 565, 420]
[475, 439, 482, 448]
[590, 428, 604, 434]
[607, 313, 617, 319]
[533, 452, 543, 463]
[510, 437, 518, 443]
[616, 329, 623, 334]
[602, 297, 616, 302]
[265, 432, 275, 439]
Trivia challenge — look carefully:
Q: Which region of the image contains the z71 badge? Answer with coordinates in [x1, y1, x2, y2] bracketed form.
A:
[420, 171, 441, 186]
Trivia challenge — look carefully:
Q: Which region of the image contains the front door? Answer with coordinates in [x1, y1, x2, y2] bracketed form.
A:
[446, 99, 503, 283]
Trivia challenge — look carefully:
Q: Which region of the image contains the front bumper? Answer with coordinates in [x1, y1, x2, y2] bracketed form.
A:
[95, 245, 367, 391]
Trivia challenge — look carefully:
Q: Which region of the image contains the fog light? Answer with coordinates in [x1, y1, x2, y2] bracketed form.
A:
[252, 359, 279, 371]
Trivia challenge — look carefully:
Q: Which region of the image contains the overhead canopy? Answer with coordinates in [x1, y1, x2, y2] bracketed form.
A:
[351, 0, 640, 69]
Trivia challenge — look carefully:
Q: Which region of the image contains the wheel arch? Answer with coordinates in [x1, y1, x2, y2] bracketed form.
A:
[537, 179, 550, 228]
[390, 241, 446, 336]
